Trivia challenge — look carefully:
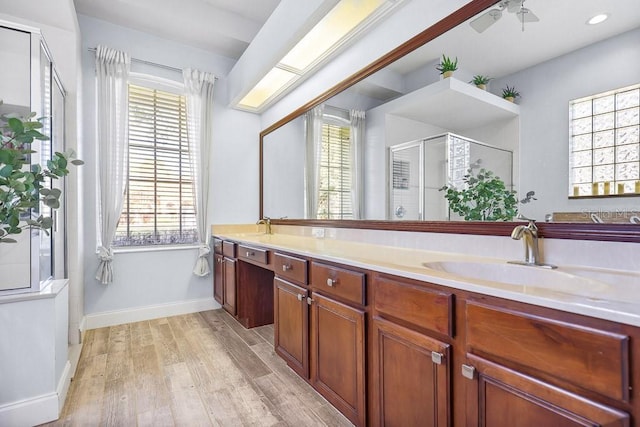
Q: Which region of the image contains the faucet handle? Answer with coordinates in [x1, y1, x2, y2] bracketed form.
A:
[516, 213, 535, 222]
[515, 213, 538, 231]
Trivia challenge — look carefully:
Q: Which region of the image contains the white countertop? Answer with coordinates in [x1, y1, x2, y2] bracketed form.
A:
[213, 231, 640, 328]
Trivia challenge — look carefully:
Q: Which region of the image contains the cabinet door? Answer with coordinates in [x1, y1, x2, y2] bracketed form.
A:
[213, 254, 224, 304]
[371, 317, 450, 427]
[463, 354, 629, 427]
[274, 278, 308, 378]
[223, 257, 237, 315]
[310, 293, 366, 427]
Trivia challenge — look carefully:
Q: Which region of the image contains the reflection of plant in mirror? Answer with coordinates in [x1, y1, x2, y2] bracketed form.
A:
[435, 54, 458, 75]
[440, 168, 517, 221]
[470, 75, 492, 86]
[0, 111, 83, 243]
[501, 85, 521, 100]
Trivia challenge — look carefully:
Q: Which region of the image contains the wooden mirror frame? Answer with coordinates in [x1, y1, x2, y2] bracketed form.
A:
[259, 0, 640, 243]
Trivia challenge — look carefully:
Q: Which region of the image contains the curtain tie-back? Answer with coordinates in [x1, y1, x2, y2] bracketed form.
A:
[198, 243, 211, 258]
[95, 246, 115, 285]
[193, 243, 211, 277]
[97, 246, 113, 262]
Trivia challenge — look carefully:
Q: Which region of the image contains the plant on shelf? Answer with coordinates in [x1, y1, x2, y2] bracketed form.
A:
[501, 85, 521, 102]
[435, 54, 458, 78]
[440, 168, 518, 221]
[470, 75, 492, 90]
[0, 109, 83, 243]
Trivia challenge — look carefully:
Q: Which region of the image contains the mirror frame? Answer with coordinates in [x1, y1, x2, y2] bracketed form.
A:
[259, 0, 640, 243]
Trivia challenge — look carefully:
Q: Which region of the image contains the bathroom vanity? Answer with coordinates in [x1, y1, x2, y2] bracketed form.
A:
[212, 228, 639, 427]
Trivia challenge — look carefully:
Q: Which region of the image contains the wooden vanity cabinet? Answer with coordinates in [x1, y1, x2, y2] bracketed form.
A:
[309, 262, 367, 427]
[461, 300, 632, 426]
[273, 252, 309, 378]
[213, 238, 273, 327]
[222, 257, 237, 315]
[370, 274, 453, 427]
[212, 240, 237, 314]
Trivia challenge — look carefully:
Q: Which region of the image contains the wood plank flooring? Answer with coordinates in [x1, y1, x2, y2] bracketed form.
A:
[43, 309, 352, 426]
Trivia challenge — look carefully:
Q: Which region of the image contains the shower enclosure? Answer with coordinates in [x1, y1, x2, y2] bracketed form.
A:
[389, 132, 513, 221]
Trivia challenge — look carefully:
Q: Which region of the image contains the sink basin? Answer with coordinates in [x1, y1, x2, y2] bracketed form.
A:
[422, 261, 611, 293]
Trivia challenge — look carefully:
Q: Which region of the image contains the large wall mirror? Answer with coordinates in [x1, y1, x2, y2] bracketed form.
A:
[260, 0, 640, 241]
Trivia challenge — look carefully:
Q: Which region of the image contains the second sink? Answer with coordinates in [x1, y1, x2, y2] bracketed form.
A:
[422, 260, 611, 294]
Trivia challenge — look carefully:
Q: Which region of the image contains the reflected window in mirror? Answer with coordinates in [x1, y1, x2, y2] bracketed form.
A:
[306, 106, 364, 219]
[570, 83, 640, 198]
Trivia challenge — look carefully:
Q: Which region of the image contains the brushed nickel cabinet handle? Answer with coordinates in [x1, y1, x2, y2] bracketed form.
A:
[282, 264, 292, 272]
[462, 364, 476, 380]
[431, 352, 443, 365]
[326, 278, 336, 287]
[246, 251, 254, 257]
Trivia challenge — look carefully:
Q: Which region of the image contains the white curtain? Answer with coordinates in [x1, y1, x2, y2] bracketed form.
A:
[304, 105, 324, 219]
[349, 109, 365, 219]
[183, 68, 216, 277]
[95, 45, 130, 285]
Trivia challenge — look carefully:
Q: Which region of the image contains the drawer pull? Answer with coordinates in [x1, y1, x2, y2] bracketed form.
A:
[462, 364, 476, 380]
[282, 264, 292, 272]
[297, 293, 303, 301]
[326, 278, 337, 287]
[246, 251, 255, 257]
[431, 352, 444, 365]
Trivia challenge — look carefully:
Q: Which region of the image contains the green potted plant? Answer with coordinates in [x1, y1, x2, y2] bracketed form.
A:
[435, 54, 458, 78]
[501, 85, 521, 102]
[439, 168, 518, 221]
[470, 75, 492, 90]
[0, 110, 82, 243]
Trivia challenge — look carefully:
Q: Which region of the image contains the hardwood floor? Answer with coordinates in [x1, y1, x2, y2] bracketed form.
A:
[44, 310, 353, 426]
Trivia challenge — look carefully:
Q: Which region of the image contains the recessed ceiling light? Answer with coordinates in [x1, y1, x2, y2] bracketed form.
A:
[587, 13, 609, 25]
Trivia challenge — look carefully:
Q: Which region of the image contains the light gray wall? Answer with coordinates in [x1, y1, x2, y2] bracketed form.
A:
[491, 28, 640, 220]
[78, 15, 261, 316]
[263, 115, 306, 219]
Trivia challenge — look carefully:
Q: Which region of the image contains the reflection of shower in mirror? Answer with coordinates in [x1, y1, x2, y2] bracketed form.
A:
[389, 133, 513, 221]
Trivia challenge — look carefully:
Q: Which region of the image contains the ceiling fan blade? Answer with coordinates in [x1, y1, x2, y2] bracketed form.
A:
[470, 9, 503, 33]
[517, 8, 539, 23]
[507, 0, 524, 13]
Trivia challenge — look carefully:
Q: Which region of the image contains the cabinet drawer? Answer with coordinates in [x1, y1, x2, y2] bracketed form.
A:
[213, 238, 223, 254]
[222, 240, 235, 258]
[311, 262, 365, 306]
[238, 244, 269, 265]
[466, 302, 629, 401]
[274, 253, 308, 285]
[374, 275, 453, 337]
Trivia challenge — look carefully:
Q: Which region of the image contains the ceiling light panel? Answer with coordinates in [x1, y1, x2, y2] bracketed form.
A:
[280, 0, 390, 72]
[238, 67, 298, 109]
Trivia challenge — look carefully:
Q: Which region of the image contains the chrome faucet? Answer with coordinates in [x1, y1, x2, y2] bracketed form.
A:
[509, 215, 556, 269]
[256, 216, 272, 234]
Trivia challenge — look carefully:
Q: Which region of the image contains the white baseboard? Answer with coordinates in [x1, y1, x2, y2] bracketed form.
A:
[83, 297, 220, 330]
[57, 360, 72, 410]
[0, 392, 58, 427]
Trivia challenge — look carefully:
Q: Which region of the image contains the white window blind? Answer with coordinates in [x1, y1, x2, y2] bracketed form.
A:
[317, 122, 353, 219]
[114, 83, 197, 246]
[569, 84, 640, 197]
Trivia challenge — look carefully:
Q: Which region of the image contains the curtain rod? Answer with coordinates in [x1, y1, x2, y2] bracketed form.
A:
[87, 47, 217, 79]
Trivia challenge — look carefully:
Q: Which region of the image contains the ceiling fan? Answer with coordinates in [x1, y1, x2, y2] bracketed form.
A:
[470, 0, 539, 33]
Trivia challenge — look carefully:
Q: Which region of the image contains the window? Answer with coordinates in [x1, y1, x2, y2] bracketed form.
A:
[317, 121, 353, 219]
[569, 84, 640, 197]
[114, 83, 197, 246]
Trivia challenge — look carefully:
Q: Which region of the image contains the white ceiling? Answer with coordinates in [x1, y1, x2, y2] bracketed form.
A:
[392, 0, 640, 78]
[73, 0, 281, 60]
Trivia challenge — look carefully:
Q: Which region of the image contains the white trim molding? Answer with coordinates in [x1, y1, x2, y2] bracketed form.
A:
[83, 297, 220, 329]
